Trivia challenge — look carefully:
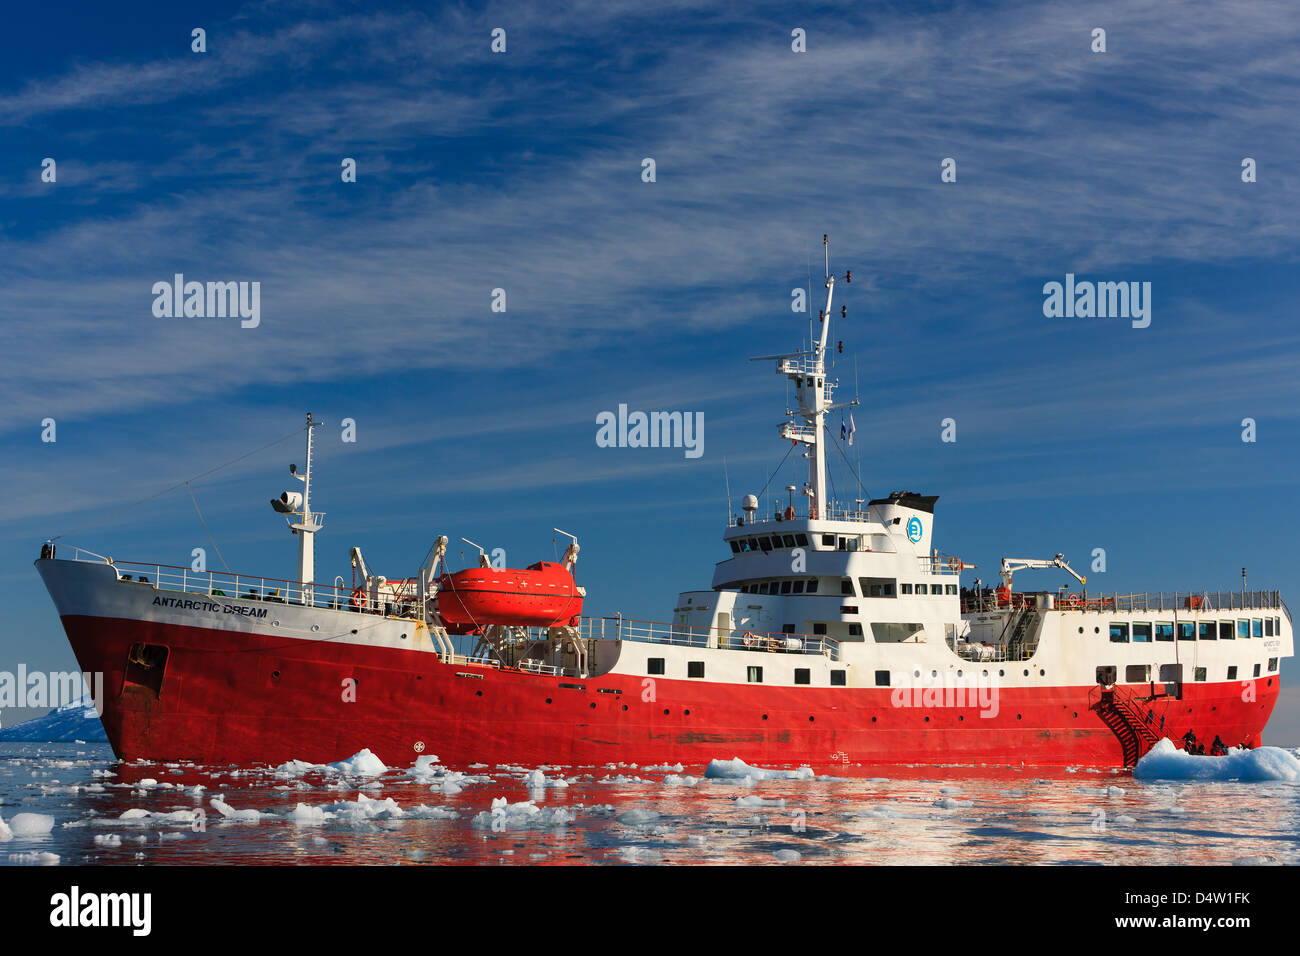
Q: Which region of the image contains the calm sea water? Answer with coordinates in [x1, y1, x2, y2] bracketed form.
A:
[2, 741, 1298, 865]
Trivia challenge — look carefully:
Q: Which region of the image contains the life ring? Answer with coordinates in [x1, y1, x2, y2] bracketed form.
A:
[350, 587, 367, 609]
[947, 558, 960, 572]
[1066, 593, 1080, 608]
[742, 631, 756, 647]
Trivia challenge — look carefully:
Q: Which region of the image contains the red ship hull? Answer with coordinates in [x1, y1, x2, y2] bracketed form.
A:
[57, 612, 1278, 770]
[436, 562, 582, 628]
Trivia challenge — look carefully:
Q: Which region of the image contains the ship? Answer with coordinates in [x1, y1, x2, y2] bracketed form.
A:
[34, 241, 1293, 770]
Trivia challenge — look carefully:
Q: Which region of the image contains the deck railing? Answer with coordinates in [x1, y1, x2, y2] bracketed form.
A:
[580, 617, 840, 660]
[63, 550, 410, 618]
[963, 590, 1287, 617]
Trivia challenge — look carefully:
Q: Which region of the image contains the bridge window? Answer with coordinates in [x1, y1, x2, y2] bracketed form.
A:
[758, 582, 770, 594]
[747, 666, 763, 683]
[1199, 621, 1216, 641]
[794, 668, 811, 685]
[900, 583, 913, 594]
[780, 581, 793, 594]
[840, 578, 856, 596]
[730, 541, 742, 554]
[1252, 619, 1263, 637]
[860, 577, 896, 597]
[805, 579, 819, 593]
[874, 670, 890, 687]
[1265, 618, 1274, 637]
[813, 623, 827, 635]
[795, 534, 808, 547]
[688, 661, 705, 679]
[1109, 623, 1129, 643]
[1219, 621, 1234, 640]
[782, 534, 796, 548]
[821, 534, 836, 547]
[747, 538, 759, 551]
[647, 658, 665, 675]
[945, 584, 958, 596]
[847, 623, 862, 637]
[1237, 620, 1249, 639]
[1154, 622, 1174, 641]
[792, 580, 804, 594]
[759, 537, 774, 553]
[1178, 622, 1194, 641]
[1132, 622, 1152, 643]
[915, 584, 928, 595]
[831, 670, 846, 686]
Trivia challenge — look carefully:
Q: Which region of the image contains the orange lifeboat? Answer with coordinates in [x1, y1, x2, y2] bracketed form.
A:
[436, 561, 583, 628]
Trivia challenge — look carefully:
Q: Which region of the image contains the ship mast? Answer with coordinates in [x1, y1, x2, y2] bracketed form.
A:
[270, 413, 325, 591]
[760, 235, 855, 520]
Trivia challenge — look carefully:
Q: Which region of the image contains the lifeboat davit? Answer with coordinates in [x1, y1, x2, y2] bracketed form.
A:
[436, 561, 583, 628]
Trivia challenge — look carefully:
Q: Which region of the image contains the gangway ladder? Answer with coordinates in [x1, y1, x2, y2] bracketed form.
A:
[1091, 684, 1162, 767]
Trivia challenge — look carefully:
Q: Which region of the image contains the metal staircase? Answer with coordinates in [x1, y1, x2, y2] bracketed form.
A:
[1090, 684, 1163, 767]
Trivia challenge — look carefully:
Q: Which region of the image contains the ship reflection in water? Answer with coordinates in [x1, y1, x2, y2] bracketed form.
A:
[2, 742, 1297, 866]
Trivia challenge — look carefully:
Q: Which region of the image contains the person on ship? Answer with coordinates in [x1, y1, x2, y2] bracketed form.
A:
[1181, 728, 1198, 752]
[1210, 736, 1227, 757]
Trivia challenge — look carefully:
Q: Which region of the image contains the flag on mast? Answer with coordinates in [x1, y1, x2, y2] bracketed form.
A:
[848, 412, 856, 446]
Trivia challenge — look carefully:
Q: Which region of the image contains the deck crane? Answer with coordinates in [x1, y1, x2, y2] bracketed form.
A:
[1000, 554, 1086, 589]
[997, 554, 1086, 607]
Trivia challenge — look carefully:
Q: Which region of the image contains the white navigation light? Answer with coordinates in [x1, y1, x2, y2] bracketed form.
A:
[280, 491, 303, 511]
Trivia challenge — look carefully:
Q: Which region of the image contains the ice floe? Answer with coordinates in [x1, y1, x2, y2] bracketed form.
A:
[1134, 739, 1300, 782]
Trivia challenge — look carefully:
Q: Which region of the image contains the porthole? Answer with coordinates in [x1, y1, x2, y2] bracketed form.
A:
[311, 624, 320, 633]
[809, 716, 815, 722]
[271, 670, 281, 679]
[622, 704, 628, 711]
[871, 716, 877, 722]
[590, 702, 596, 709]
[684, 709, 691, 716]
[924, 716, 930, 722]
[546, 698, 552, 704]
[1094, 627, 1100, 634]
[762, 714, 769, 720]
[1016, 714, 1022, 720]
[663, 708, 670, 715]
[958, 715, 964, 721]
[1078, 627, 1084, 634]
[999, 669, 1005, 677]
[476, 690, 482, 697]
[1039, 669, 1045, 676]
[1023, 669, 1029, 677]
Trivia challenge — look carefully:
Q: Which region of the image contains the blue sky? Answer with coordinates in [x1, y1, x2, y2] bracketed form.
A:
[1, 0, 1298, 733]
